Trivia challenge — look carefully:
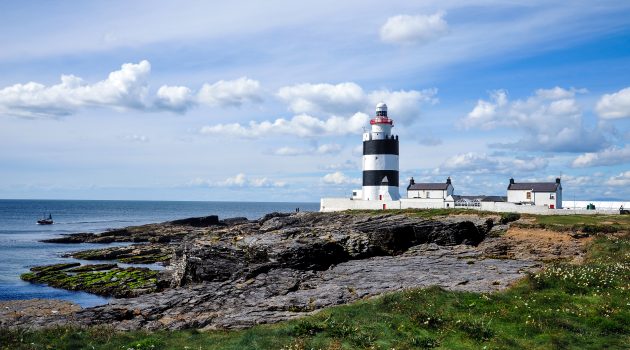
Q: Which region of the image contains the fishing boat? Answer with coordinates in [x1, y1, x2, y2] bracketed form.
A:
[37, 213, 54, 225]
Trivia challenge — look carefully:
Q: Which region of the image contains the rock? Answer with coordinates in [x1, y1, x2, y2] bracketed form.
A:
[21, 264, 162, 298]
[170, 215, 220, 227]
[67, 264, 118, 272]
[11, 210, 552, 331]
[40, 233, 97, 243]
[0, 299, 81, 329]
[67, 244, 173, 264]
[171, 212, 490, 285]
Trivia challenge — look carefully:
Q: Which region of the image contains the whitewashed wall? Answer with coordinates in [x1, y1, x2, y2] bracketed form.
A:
[321, 197, 625, 215]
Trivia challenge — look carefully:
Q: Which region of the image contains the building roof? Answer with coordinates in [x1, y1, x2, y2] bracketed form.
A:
[508, 182, 560, 192]
[408, 183, 450, 190]
[452, 195, 507, 202]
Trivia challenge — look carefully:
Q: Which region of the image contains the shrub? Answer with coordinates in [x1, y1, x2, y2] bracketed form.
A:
[500, 212, 521, 225]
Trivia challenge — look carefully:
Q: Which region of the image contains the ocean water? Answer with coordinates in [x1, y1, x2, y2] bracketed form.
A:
[0, 199, 318, 307]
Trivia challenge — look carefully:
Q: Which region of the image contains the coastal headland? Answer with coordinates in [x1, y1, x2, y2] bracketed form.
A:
[1, 209, 628, 348]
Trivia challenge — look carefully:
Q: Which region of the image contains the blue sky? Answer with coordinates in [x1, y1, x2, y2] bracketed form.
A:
[1, 1, 630, 202]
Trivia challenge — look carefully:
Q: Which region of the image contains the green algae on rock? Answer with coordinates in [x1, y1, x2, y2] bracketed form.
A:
[67, 244, 173, 265]
[21, 263, 161, 298]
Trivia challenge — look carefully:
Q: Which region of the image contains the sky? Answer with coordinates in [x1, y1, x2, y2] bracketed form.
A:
[1, 0, 630, 202]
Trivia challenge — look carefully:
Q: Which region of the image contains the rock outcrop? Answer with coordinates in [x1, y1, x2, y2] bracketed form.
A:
[7, 211, 552, 330]
[169, 212, 490, 286]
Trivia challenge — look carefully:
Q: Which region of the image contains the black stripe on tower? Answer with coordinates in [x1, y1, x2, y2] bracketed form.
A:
[363, 139, 399, 155]
[363, 170, 399, 187]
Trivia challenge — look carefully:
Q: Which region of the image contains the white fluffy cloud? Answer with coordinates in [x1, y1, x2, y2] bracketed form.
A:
[155, 85, 194, 112]
[606, 171, 630, 186]
[0, 61, 263, 117]
[596, 87, 630, 119]
[460, 87, 605, 152]
[272, 143, 342, 156]
[191, 173, 286, 188]
[322, 171, 361, 185]
[0, 60, 151, 118]
[277, 82, 365, 115]
[380, 12, 449, 45]
[572, 145, 630, 168]
[200, 112, 370, 138]
[276, 82, 437, 125]
[197, 77, 262, 107]
[434, 152, 549, 175]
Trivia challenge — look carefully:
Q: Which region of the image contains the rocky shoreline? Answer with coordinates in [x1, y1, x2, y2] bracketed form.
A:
[1, 211, 590, 330]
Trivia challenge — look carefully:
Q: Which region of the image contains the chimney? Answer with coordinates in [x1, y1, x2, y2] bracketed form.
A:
[409, 177, 415, 185]
[556, 177, 561, 184]
[509, 178, 515, 184]
[446, 177, 451, 185]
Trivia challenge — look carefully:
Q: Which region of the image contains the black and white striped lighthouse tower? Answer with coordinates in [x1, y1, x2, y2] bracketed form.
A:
[362, 102, 400, 201]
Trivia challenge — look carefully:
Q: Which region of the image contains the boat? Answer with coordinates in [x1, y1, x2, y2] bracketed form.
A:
[37, 213, 54, 225]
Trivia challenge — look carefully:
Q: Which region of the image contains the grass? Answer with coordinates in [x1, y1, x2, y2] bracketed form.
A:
[514, 214, 630, 234]
[2, 231, 628, 349]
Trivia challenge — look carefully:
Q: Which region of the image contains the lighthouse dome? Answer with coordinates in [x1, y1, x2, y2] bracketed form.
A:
[376, 102, 387, 112]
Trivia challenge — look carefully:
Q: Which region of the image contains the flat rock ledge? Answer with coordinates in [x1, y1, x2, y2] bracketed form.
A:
[2, 244, 538, 330]
[3, 211, 546, 330]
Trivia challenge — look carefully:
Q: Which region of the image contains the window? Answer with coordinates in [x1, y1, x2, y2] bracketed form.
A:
[550, 194, 555, 199]
[426, 192, 430, 198]
[526, 192, 531, 200]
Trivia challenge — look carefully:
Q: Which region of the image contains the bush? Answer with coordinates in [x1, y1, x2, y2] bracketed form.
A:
[500, 212, 521, 224]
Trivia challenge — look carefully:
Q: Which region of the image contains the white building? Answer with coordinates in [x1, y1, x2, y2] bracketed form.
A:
[507, 178, 562, 209]
[407, 177, 454, 200]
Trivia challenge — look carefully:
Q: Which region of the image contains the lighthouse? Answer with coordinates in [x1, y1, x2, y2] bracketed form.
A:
[362, 102, 400, 201]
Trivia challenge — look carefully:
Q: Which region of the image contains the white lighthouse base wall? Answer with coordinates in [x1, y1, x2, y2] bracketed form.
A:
[320, 198, 452, 212]
[320, 198, 402, 212]
[320, 197, 624, 215]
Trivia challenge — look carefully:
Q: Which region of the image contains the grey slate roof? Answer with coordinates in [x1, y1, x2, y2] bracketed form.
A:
[408, 183, 450, 190]
[452, 195, 507, 202]
[508, 182, 560, 192]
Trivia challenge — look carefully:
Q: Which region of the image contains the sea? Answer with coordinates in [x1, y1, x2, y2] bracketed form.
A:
[0, 199, 319, 307]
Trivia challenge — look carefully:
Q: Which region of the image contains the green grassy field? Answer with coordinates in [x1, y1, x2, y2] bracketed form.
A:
[515, 214, 630, 234]
[2, 231, 628, 350]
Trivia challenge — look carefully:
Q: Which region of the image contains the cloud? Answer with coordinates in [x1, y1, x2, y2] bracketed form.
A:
[460, 87, 606, 152]
[380, 12, 449, 45]
[155, 85, 194, 112]
[434, 152, 549, 175]
[200, 112, 369, 138]
[276, 82, 437, 125]
[0, 60, 151, 118]
[277, 82, 365, 115]
[605, 171, 630, 186]
[0, 61, 263, 117]
[595, 87, 630, 119]
[191, 173, 286, 188]
[120, 134, 149, 143]
[320, 160, 358, 171]
[272, 143, 342, 156]
[322, 171, 361, 185]
[572, 145, 630, 167]
[197, 77, 263, 107]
